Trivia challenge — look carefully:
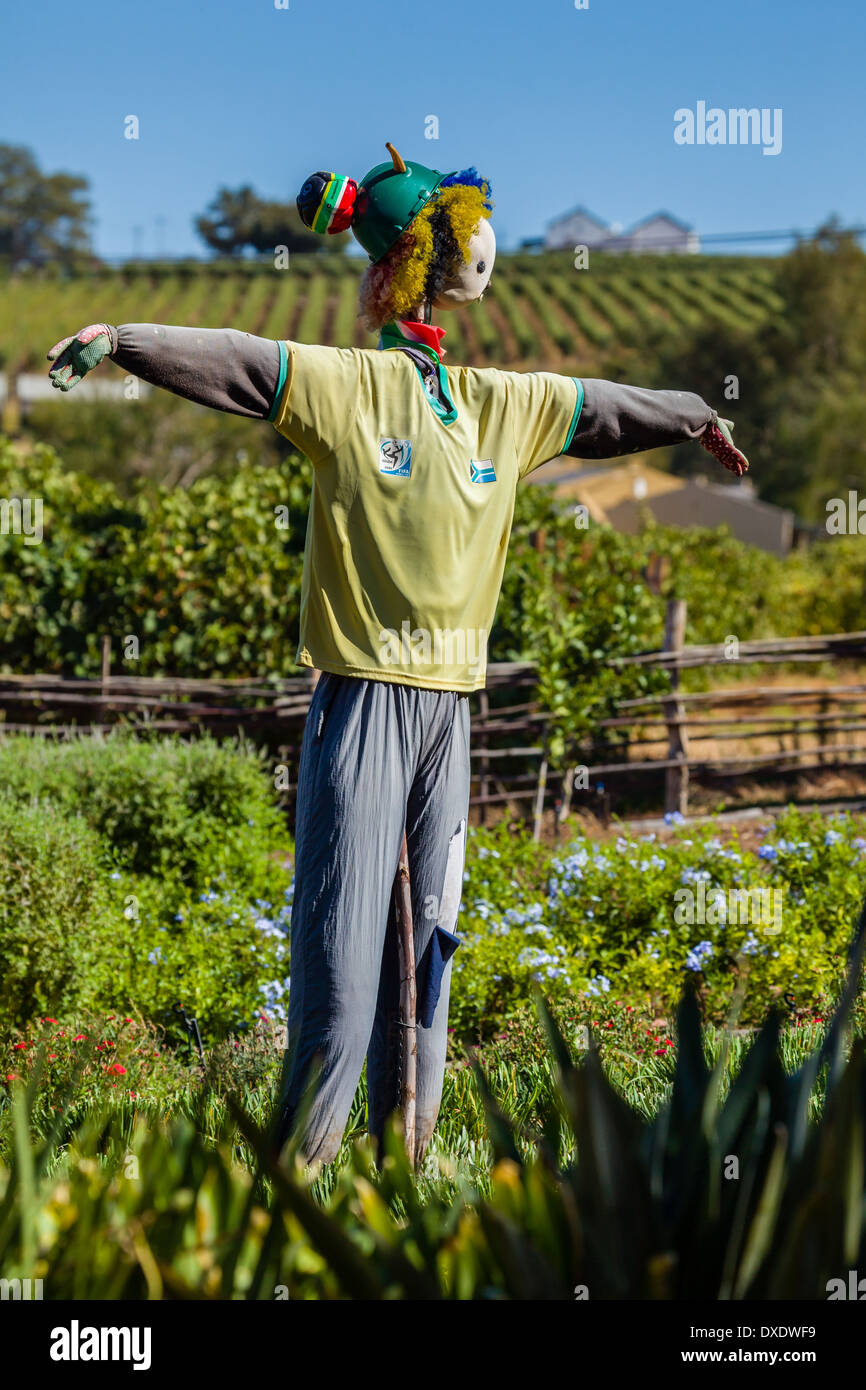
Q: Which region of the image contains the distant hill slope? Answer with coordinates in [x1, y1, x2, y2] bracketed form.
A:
[5, 252, 783, 377]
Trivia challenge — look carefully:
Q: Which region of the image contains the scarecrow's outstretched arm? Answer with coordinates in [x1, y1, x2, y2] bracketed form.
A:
[569, 378, 748, 476]
[47, 323, 280, 419]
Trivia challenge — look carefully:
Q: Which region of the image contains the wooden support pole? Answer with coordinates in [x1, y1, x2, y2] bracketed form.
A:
[478, 689, 489, 826]
[393, 832, 417, 1165]
[663, 599, 690, 817]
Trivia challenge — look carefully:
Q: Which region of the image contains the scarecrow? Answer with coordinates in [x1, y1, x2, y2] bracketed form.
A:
[47, 143, 748, 1166]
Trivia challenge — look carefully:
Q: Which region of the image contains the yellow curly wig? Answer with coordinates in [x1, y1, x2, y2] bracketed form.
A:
[359, 181, 492, 331]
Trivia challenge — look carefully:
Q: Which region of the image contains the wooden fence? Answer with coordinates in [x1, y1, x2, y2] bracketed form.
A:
[2, 612, 866, 826]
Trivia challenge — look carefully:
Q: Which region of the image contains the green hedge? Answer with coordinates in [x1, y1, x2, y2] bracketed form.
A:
[0, 733, 292, 1036]
[0, 436, 311, 676]
[4, 435, 866, 691]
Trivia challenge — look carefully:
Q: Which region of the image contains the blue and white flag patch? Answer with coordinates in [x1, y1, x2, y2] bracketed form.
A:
[379, 438, 412, 477]
[470, 458, 496, 484]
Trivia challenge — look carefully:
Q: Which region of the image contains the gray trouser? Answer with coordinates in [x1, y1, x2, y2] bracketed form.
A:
[277, 672, 471, 1165]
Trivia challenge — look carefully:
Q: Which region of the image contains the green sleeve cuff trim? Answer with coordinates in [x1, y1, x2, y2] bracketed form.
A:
[562, 377, 584, 453]
[267, 341, 289, 424]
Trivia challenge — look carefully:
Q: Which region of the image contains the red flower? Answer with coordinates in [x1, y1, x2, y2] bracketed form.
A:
[5, 1073, 19, 1081]
[73, 1034, 86, 1042]
[654, 1049, 667, 1056]
[12, 1042, 26, 1051]
[109, 1064, 127, 1075]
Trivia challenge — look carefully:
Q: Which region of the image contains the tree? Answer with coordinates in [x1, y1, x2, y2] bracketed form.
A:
[0, 144, 92, 269]
[194, 186, 261, 257]
[649, 226, 866, 522]
[245, 200, 330, 255]
[195, 185, 347, 257]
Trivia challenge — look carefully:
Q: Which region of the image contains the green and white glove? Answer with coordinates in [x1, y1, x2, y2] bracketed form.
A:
[47, 323, 115, 391]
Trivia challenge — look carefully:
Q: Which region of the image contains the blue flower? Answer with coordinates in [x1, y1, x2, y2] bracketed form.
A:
[758, 845, 778, 861]
[685, 940, 714, 972]
[585, 974, 611, 997]
[664, 810, 685, 826]
[681, 867, 711, 885]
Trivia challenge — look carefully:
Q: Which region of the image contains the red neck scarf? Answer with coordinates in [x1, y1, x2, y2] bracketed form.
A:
[394, 318, 447, 361]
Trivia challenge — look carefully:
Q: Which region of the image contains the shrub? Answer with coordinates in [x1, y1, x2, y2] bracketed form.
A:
[0, 731, 288, 888]
[0, 733, 293, 1036]
[450, 811, 866, 1038]
[0, 801, 113, 1029]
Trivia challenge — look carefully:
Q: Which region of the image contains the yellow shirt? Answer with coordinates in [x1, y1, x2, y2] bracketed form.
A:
[271, 340, 583, 691]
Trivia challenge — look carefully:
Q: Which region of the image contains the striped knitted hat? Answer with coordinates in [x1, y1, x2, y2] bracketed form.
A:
[297, 142, 450, 264]
[302, 173, 358, 236]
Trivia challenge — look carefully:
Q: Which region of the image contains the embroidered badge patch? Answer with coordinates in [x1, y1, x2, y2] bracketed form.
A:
[379, 438, 412, 477]
[470, 459, 496, 484]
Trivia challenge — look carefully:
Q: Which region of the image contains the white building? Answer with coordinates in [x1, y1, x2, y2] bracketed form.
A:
[543, 206, 613, 251]
[540, 207, 699, 255]
[625, 212, 699, 254]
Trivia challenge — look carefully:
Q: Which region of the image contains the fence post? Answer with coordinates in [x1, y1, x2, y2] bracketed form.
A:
[663, 599, 689, 817]
[101, 635, 111, 695]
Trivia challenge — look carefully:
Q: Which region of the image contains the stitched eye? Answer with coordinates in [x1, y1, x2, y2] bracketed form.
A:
[477, 260, 486, 274]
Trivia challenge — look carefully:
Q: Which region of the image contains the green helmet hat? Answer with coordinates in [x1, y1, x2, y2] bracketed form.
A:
[297, 142, 454, 264]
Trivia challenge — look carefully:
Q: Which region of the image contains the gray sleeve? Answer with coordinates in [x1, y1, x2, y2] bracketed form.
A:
[566, 378, 715, 459]
[108, 323, 282, 419]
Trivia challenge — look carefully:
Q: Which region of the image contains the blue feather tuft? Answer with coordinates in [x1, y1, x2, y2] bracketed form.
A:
[439, 167, 494, 210]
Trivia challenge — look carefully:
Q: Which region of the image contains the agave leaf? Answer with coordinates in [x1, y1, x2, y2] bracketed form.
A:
[671, 984, 710, 1115]
[228, 1097, 386, 1299]
[841, 1042, 866, 1266]
[701, 973, 749, 1135]
[570, 1046, 653, 1296]
[716, 1011, 782, 1155]
[731, 1114, 787, 1298]
[11, 1086, 36, 1275]
[477, 1203, 567, 1299]
[655, 986, 714, 1241]
[789, 893, 866, 1159]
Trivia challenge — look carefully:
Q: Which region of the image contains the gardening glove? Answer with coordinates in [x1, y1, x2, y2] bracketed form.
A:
[700, 416, 749, 478]
[47, 323, 116, 391]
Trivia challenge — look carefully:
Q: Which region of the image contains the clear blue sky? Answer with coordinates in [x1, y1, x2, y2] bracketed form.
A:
[3, 0, 863, 257]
